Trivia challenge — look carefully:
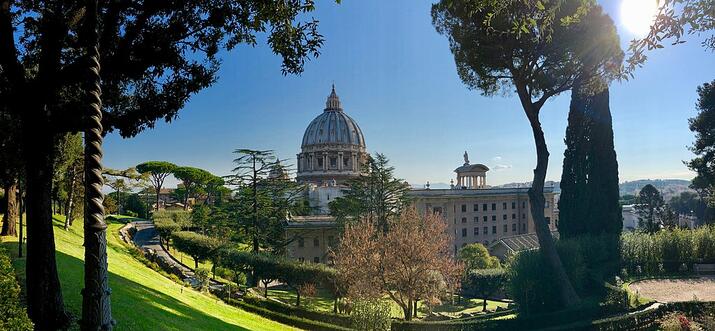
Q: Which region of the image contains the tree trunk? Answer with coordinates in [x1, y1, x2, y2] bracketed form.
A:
[194, 258, 198, 269]
[18, 182, 24, 258]
[81, 3, 113, 327]
[64, 167, 76, 230]
[404, 299, 412, 321]
[482, 298, 487, 312]
[413, 300, 418, 318]
[155, 186, 161, 211]
[24, 131, 69, 329]
[524, 107, 580, 307]
[296, 290, 301, 307]
[1, 180, 18, 236]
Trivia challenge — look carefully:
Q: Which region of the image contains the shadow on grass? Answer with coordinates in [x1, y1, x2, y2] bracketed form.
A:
[2, 225, 248, 331]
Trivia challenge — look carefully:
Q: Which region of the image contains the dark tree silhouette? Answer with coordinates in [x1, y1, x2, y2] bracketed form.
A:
[687, 81, 715, 215]
[432, 0, 623, 307]
[635, 184, 666, 233]
[136, 161, 177, 211]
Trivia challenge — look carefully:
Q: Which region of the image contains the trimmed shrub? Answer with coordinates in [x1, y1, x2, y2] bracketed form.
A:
[351, 299, 392, 331]
[0, 247, 33, 330]
[461, 268, 508, 312]
[194, 268, 210, 291]
[225, 298, 351, 331]
[171, 231, 221, 268]
[243, 295, 352, 328]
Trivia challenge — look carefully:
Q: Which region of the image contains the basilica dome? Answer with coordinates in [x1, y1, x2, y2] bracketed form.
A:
[296, 86, 368, 185]
[301, 87, 366, 148]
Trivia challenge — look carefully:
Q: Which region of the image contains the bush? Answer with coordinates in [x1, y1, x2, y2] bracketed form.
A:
[351, 299, 392, 331]
[225, 298, 350, 331]
[461, 268, 508, 312]
[508, 235, 616, 314]
[0, 247, 33, 330]
[621, 226, 715, 275]
[242, 295, 352, 328]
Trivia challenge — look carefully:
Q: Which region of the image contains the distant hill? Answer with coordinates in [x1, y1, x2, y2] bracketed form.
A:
[619, 179, 694, 199]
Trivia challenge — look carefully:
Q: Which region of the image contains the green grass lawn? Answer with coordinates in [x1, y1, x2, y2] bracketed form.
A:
[1, 216, 297, 331]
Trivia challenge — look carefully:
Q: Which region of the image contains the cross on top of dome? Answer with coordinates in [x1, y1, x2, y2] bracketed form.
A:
[325, 84, 342, 111]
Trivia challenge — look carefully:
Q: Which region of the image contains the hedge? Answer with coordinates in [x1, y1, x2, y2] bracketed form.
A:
[0, 247, 33, 330]
[243, 295, 352, 328]
[171, 231, 221, 268]
[621, 226, 715, 275]
[225, 298, 351, 331]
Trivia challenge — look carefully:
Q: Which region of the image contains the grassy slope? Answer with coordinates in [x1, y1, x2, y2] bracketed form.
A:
[2, 217, 296, 331]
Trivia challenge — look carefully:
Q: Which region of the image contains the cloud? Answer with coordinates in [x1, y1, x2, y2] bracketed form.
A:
[490, 156, 512, 171]
[493, 164, 512, 171]
[492, 156, 503, 162]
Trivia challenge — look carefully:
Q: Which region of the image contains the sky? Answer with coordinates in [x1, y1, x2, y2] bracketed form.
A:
[103, 0, 715, 188]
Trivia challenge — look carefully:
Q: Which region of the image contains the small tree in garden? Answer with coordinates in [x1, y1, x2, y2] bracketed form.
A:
[462, 269, 508, 312]
[459, 243, 500, 271]
[153, 218, 182, 250]
[171, 231, 221, 269]
[636, 184, 666, 233]
[194, 268, 211, 292]
[432, 0, 623, 308]
[136, 162, 177, 211]
[334, 207, 461, 320]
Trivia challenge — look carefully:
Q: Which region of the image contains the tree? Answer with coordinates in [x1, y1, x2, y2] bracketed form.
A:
[627, 0, 714, 72]
[0, 112, 22, 236]
[329, 153, 410, 233]
[226, 150, 305, 254]
[136, 161, 177, 212]
[635, 184, 666, 233]
[687, 81, 715, 215]
[669, 191, 709, 222]
[172, 166, 214, 210]
[334, 207, 461, 320]
[171, 231, 221, 269]
[458, 243, 500, 271]
[559, 85, 622, 238]
[462, 269, 508, 312]
[432, 0, 623, 307]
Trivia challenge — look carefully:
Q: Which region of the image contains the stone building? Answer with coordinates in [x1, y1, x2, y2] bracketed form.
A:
[285, 86, 365, 263]
[409, 152, 559, 255]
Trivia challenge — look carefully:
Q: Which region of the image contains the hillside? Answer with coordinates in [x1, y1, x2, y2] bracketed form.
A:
[1, 217, 295, 331]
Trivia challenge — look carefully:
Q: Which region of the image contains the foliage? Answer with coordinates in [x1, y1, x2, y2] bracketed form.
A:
[226, 299, 350, 331]
[330, 153, 411, 233]
[621, 226, 715, 274]
[122, 193, 149, 218]
[627, 0, 715, 72]
[171, 231, 222, 269]
[687, 81, 715, 213]
[0, 247, 33, 330]
[669, 191, 710, 223]
[350, 299, 392, 331]
[153, 218, 182, 248]
[136, 161, 177, 211]
[559, 85, 622, 238]
[242, 295, 352, 328]
[508, 235, 619, 315]
[635, 184, 666, 233]
[194, 268, 210, 292]
[103, 194, 119, 215]
[224, 149, 306, 254]
[458, 243, 500, 271]
[172, 166, 214, 210]
[333, 206, 461, 320]
[461, 269, 508, 312]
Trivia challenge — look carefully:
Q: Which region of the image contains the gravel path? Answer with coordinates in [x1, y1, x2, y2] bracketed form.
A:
[628, 276, 715, 302]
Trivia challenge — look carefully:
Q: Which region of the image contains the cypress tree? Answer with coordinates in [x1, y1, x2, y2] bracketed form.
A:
[559, 84, 622, 238]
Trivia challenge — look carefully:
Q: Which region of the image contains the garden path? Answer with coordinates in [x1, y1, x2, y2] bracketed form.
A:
[629, 277, 715, 302]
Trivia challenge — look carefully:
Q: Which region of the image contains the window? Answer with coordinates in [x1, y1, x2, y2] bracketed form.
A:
[330, 157, 337, 167]
[492, 215, 497, 221]
[483, 216, 488, 222]
[522, 201, 526, 208]
[482, 203, 488, 211]
[512, 223, 517, 232]
[318, 158, 324, 168]
[545, 200, 550, 208]
[343, 157, 349, 167]
[512, 213, 516, 219]
[503, 214, 507, 220]
[492, 226, 497, 234]
[461, 217, 467, 223]
[503, 224, 508, 233]
[313, 257, 320, 263]
[546, 217, 551, 224]
[473, 204, 479, 211]
[512, 202, 516, 209]
[522, 223, 526, 231]
[503, 202, 507, 209]
[522, 213, 526, 219]
[298, 237, 304, 248]
[483, 226, 488, 235]
[462, 228, 467, 237]
[313, 237, 320, 247]
[474, 227, 479, 235]
[433, 207, 443, 215]
[473, 217, 479, 223]
[491, 203, 496, 211]
[461, 204, 467, 212]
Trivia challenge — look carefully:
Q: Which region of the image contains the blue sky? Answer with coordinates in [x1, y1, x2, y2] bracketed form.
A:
[103, 0, 715, 188]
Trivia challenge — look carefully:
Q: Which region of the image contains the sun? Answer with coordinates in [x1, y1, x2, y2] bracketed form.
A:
[620, 0, 659, 36]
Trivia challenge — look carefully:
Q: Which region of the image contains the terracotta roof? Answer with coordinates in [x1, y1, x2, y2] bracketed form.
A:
[489, 231, 560, 253]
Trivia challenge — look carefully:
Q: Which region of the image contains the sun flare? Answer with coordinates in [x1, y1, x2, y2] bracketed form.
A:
[620, 0, 659, 36]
